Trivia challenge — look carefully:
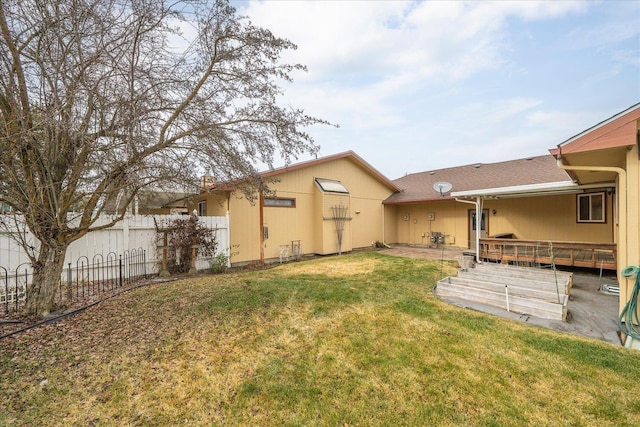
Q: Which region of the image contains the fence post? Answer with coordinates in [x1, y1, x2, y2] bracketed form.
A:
[119, 255, 123, 288]
[143, 250, 147, 278]
[226, 210, 231, 267]
[67, 262, 72, 301]
[1, 266, 7, 314]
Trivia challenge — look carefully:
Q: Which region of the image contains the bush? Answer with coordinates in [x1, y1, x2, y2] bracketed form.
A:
[210, 252, 229, 274]
[162, 214, 218, 274]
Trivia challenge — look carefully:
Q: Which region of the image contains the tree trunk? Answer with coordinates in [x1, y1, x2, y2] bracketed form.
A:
[25, 244, 67, 317]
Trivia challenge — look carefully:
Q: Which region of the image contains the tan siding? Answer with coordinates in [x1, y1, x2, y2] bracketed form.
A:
[312, 186, 324, 254]
[319, 192, 351, 255]
[383, 205, 398, 244]
[391, 201, 466, 247]
[189, 193, 228, 216]
[485, 194, 614, 243]
[262, 192, 315, 260]
[625, 143, 640, 309]
[187, 156, 397, 263]
[351, 198, 385, 247]
[389, 194, 615, 249]
[263, 157, 393, 255]
[228, 196, 260, 263]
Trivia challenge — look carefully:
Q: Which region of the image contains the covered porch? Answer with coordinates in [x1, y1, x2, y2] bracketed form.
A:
[479, 237, 617, 270]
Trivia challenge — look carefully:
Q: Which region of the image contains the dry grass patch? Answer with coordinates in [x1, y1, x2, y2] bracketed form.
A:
[276, 255, 382, 277]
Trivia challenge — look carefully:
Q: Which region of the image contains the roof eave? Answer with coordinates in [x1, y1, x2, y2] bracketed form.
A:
[261, 151, 402, 192]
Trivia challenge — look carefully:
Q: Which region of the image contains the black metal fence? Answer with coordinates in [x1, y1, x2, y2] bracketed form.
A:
[1, 248, 148, 315]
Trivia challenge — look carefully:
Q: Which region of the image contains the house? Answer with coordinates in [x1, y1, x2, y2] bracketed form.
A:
[160, 103, 639, 319]
[168, 151, 401, 264]
[382, 102, 639, 316]
[383, 155, 616, 267]
[550, 102, 640, 315]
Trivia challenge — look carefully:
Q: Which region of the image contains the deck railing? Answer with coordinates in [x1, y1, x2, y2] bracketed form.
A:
[479, 238, 617, 270]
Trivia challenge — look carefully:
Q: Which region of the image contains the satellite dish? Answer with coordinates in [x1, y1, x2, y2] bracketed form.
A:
[433, 181, 452, 197]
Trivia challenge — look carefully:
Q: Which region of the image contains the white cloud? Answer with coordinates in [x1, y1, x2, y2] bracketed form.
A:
[236, 1, 638, 178]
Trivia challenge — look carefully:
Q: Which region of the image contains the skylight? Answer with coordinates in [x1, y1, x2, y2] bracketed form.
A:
[315, 178, 349, 194]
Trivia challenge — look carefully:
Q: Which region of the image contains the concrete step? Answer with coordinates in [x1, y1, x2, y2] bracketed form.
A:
[456, 269, 571, 295]
[436, 278, 568, 321]
[472, 263, 573, 288]
[444, 276, 565, 302]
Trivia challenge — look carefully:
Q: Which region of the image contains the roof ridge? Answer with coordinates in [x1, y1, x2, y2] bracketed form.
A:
[394, 154, 555, 181]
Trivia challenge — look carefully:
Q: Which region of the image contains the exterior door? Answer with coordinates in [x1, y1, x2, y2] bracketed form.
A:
[469, 209, 489, 250]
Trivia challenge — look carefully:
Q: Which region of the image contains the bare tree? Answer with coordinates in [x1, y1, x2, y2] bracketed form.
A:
[0, 0, 328, 316]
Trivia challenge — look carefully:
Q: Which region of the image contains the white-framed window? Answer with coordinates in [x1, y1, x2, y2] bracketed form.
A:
[263, 197, 296, 208]
[197, 200, 207, 216]
[577, 192, 605, 223]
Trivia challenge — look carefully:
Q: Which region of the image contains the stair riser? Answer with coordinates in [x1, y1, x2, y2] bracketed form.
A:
[455, 272, 570, 294]
[436, 282, 567, 321]
[444, 277, 565, 300]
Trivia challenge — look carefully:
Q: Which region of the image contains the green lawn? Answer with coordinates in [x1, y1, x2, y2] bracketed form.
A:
[2, 252, 640, 426]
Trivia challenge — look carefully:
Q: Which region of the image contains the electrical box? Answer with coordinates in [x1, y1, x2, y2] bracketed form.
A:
[428, 212, 435, 221]
[263, 226, 269, 240]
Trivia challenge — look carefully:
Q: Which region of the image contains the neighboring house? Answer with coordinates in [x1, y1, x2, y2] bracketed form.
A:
[167, 151, 401, 264]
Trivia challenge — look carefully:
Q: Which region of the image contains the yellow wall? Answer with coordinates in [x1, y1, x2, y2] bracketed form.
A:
[392, 201, 467, 246]
[228, 195, 261, 263]
[389, 193, 614, 249]
[624, 143, 640, 308]
[318, 191, 352, 254]
[487, 194, 614, 243]
[191, 157, 396, 264]
[383, 205, 398, 245]
[205, 193, 229, 216]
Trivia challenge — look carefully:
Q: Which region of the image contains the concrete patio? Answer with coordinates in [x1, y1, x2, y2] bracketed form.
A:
[379, 245, 621, 345]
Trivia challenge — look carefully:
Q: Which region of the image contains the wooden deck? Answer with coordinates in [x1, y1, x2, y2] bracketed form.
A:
[479, 238, 617, 270]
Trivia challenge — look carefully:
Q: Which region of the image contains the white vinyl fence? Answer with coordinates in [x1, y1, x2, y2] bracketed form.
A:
[0, 213, 230, 275]
[1, 213, 230, 313]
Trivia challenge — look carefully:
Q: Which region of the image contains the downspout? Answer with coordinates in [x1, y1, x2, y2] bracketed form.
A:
[259, 193, 265, 264]
[556, 156, 628, 300]
[382, 203, 385, 246]
[455, 196, 482, 263]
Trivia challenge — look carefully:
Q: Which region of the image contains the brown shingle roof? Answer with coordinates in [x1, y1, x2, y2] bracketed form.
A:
[384, 155, 571, 204]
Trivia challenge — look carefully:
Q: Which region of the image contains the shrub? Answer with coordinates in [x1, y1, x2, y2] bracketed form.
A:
[210, 252, 229, 274]
[162, 214, 218, 274]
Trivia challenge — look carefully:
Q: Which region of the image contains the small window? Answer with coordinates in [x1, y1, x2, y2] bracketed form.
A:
[198, 200, 207, 216]
[263, 197, 296, 208]
[315, 178, 349, 194]
[577, 192, 605, 223]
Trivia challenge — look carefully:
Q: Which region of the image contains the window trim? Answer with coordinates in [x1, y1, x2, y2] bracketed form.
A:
[577, 192, 605, 223]
[197, 200, 207, 216]
[263, 197, 296, 208]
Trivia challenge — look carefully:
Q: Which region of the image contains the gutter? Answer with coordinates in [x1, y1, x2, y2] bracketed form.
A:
[451, 181, 612, 199]
[556, 156, 628, 300]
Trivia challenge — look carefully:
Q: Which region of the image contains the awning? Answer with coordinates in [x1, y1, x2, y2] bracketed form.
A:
[451, 181, 614, 199]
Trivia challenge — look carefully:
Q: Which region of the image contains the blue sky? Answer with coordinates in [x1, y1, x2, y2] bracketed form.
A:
[236, 0, 640, 179]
